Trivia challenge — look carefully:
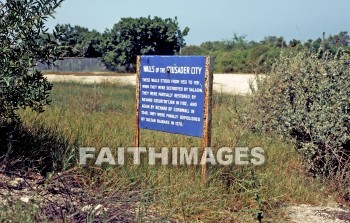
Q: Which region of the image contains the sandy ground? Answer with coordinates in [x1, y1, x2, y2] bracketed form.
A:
[44, 73, 261, 95]
[287, 204, 350, 223]
[213, 73, 258, 94]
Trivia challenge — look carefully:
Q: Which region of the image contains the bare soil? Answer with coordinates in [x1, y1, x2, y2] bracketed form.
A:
[287, 204, 350, 223]
[44, 73, 260, 95]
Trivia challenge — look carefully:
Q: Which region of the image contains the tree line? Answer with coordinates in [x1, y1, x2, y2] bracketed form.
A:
[50, 17, 350, 73]
[182, 32, 350, 73]
[52, 16, 189, 71]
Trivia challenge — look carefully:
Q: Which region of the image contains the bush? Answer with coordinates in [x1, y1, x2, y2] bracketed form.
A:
[181, 45, 207, 55]
[248, 45, 281, 74]
[250, 50, 350, 180]
[0, 0, 62, 120]
[214, 50, 250, 73]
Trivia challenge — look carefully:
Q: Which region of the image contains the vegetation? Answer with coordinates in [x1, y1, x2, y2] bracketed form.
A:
[250, 49, 350, 202]
[51, 23, 350, 73]
[36, 3, 350, 74]
[1, 0, 350, 221]
[54, 24, 104, 58]
[0, 81, 327, 222]
[0, 0, 63, 120]
[183, 33, 350, 73]
[53, 16, 189, 72]
[103, 16, 189, 71]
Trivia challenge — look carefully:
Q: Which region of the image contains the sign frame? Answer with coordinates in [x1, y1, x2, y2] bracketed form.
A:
[135, 55, 213, 182]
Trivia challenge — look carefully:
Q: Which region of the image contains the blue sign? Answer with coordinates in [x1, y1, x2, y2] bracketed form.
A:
[138, 56, 207, 137]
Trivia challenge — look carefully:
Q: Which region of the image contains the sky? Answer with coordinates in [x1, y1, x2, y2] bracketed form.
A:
[45, 0, 350, 45]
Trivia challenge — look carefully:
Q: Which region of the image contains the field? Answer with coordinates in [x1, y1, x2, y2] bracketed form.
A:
[0, 81, 334, 222]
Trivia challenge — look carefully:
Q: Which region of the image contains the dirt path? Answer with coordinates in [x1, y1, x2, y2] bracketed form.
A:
[45, 73, 259, 95]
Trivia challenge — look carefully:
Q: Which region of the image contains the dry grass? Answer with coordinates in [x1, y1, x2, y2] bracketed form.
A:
[11, 81, 332, 222]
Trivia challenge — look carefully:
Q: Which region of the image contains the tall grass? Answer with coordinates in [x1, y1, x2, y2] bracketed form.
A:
[17, 81, 329, 222]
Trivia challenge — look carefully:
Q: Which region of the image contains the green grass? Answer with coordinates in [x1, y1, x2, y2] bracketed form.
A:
[16, 81, 330, 222]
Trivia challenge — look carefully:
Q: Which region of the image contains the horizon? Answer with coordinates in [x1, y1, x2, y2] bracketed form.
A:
[44, 0, 350, 45]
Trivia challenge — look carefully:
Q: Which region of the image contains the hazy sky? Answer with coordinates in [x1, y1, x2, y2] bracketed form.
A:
[45, 0, 350, 45]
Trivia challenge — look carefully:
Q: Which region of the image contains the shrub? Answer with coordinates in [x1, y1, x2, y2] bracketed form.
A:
[214, 50, 250, 73]
[248, 45, 281, 74]
[0, 0, 62, 120]
[181, 45, 207, 55]
[250, 50, 350, 180]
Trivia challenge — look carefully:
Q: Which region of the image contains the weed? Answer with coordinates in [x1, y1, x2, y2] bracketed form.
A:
[4, 81, 331, 222]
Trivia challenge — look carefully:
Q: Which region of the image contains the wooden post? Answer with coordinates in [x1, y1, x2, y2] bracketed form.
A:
[201, 56, 213, 183]
[322, 31, 326, 53]
[135, 56, 141, 148]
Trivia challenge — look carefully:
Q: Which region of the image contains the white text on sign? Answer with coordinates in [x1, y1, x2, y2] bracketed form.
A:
[143, 66, 202, 74]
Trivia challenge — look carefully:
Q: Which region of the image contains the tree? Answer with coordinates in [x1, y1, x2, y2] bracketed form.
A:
[200, 34, 249, 52]
[54, 24, 84, 57]
[181, 45, 207, 55]
[303, 39, 313, 50]
[222, 33, 249, 50]
[248, 45, 281, 73]
[0, 0, 63, 120]
[261, 36, 286, 48]
[328, 31, 350, 50]
[288, 39, 302, 48]
[102, 16, 189, 71]
[81, 29, 104, 57]
[312, 38, 322, 52]
[200, 41, 227, 52]
[54, 24, 103, 57]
